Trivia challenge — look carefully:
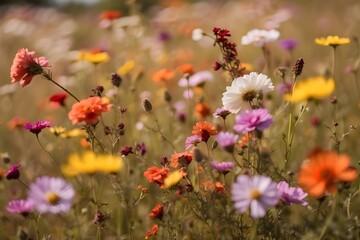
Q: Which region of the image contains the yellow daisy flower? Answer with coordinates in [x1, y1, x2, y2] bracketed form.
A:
[117, 60, 135, 76]
[60, 128, 87, 138]
[164, 170, 183, 189]
[49, 126, 66, 136]
[315, 36, 350, 47]
[62, 151, 123, 176]
[284, 76, 335, 103]
[78, 50, 110, 64]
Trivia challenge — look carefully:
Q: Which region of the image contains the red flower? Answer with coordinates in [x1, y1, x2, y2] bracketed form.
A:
[149, 203, 164, 220]
[144, 166, 170, 188]
[170, 151, 193, 168]
[49, 93, 67, 107]
[145, 224, 158, 239]
[10, 48, 50, 87]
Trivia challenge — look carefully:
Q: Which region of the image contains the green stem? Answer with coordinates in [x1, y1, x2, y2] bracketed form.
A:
[36, 135, 65, 178]
[45, 75, 80, 102]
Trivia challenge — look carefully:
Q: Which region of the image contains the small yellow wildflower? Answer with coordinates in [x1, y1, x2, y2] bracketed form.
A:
[164, 170, 183, 189]
[78, 49, 110, 64]
[284, 76, 335, 103]
[117, 60, 135, 76]
[60, 128, 87, 138]
[62, 151, 123, 176]
[49, 126, 66, 136]
[315, 36, 350, 47]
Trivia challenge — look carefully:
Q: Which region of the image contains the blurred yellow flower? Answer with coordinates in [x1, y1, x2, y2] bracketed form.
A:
[60, 128, 87, 138]
[78, 49, 110, 64]
[49, 126, 66, 136]
[315, 36, 350, 47]
[62, 151, 123, 176]
[164, 170, 183, 189]
[284, 76, 335, 103]
[117, 60, 135, 76]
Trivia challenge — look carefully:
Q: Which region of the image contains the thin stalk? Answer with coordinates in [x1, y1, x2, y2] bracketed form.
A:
[36, 135, 65, 178]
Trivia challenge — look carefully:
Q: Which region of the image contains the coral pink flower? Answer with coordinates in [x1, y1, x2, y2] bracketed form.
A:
[143, 166, 170, 189]
[10, 48, 50, 87]
[68, 97, 111, 125]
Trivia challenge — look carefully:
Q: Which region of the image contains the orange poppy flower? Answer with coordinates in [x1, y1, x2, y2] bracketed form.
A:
[68, 97, 111, 125]
[192, 121, 218, 142]
[297, 149, 357, 198]
[149, 203, 164, 219]
[170, 151, 193, 168]
[194, 102, 211, 119]
[143, 166, 170, 189]
[177, 63, 194, 75]
[152, 69, 175, 84]
[145, 224, 158, 239]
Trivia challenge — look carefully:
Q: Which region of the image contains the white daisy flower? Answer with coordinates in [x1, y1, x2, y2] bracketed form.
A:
[192, 28, 204, 41]
[222, 72, 274, 114]
[241, 29, 280, 47]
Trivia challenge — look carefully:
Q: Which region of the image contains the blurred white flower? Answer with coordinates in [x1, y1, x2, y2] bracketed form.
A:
[222, 72, 274, 113]
[178, 70, 213, 87]
[241, 29, 280, 47]
[192, 28, 204, 41]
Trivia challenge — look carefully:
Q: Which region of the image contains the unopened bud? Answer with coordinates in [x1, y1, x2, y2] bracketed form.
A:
[142, 98, 152, 112]
[212, 61, 222, 71]
[293, 58, 304, 78]
[111, 73, 122, 87]
[193, 148, 203, 162]
[164, 90, 172, 103]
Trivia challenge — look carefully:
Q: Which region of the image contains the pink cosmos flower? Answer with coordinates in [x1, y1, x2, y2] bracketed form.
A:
[28, 176, 75, 214]
[233, 108, 273, 133]
[10, 48, 50, 87]
[6, 164, 21, 180]
[277, 181, 308, 206]
[6, 199, 34, 216]
[232, 175, 280, 218]
[211, 161, 235, 173]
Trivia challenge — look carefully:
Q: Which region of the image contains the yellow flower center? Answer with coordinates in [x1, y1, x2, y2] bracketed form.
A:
[250, 189, 262, 200]
[46, 192, 60, 205]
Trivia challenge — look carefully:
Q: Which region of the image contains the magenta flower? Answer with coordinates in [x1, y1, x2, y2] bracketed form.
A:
[185, 135, 202, 150]
[6, 164, 21, 180]
[213, 108, 231, 120]
[277, 181, 308, 206]
[6, 199, 34, 216]
[277, 82, 292, 94]
[23, 121, 51, 135]
[233, 109, 273, 134]
[216, 132, 238, 152]
[28, 176, 75, 214]
[121, 146, 133, 156]
[278, 39, 298, 51]
[211, 161, 235, 173]
[232, 175, 280, 218]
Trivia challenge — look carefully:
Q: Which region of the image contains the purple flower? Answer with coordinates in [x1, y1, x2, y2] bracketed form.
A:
[28, 176, 75, 214]
[185, 135, 202, 150]
[232, 175, 280, 218]
[121, 146, 133, 156]
[233, 109, 273, 133]
[23, 120, 51, 135]
[216, 132, 238, 152]
[277, 81, 292, 94]
[158, 31, 171, 42]
[213, 108, 231, 119]
[278, 39, 298, 51]
[178, 70, 213, 87]
[277, 181, 308, 206]
[211, 161, 235, 173]
[6, 199, 34, 216]
[136, 142, 147, 156]
[6, 164, 21, 180]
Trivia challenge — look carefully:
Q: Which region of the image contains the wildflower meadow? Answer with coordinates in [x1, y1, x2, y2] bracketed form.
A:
[1, 0, 360, 239]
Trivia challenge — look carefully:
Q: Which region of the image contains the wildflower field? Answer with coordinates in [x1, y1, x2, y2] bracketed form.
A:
[1, 0, 360, 239]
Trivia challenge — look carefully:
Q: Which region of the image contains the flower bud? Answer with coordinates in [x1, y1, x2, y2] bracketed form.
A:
[293, 58, 304, 78]
[142, 98, 152, 112]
